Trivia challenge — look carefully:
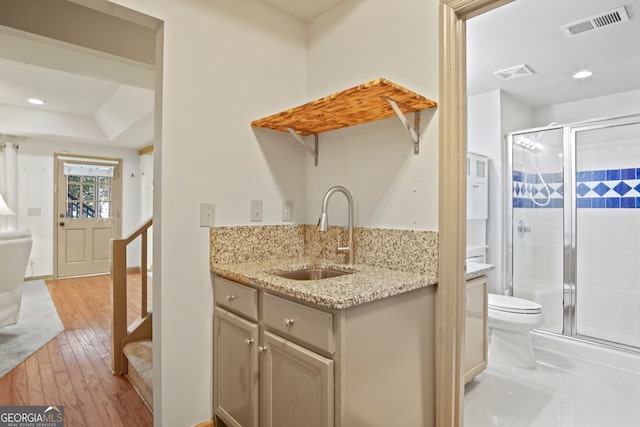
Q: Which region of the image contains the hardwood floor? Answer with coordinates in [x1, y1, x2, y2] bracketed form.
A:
[0, 274, 153, 427]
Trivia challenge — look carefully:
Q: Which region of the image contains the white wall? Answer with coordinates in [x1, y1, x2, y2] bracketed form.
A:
[139, 152, 153, 267]
[109, 1, 307, 425]
[304, 0, 440, 231]
[94, 0, 441, 424]
[467, 90, 533, 292]
[139, 152, 153, 220]
[16, 137, 141, 277]
[467, 90, 500, 291]
[534, 88, 640, 126]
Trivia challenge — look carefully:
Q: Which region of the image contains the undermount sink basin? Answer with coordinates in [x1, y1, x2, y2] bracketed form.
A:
[273, 267, 353, 281]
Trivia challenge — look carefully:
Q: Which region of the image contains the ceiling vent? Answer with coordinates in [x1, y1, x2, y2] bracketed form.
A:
[493, 64, 535, 81]
[560, 6, 630, 37]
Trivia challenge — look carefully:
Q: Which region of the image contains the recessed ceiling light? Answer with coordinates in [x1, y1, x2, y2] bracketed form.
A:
[573, 70, 593, 79]
[27, 98, 46, 105]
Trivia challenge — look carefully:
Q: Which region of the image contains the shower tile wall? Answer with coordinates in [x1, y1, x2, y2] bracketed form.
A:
[576, 138, 640, 348]
[575, 167, 640, 208]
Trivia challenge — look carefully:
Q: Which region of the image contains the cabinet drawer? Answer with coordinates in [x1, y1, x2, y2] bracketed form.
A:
[215, 276, 258, 321]
[263, 293, 334, 354]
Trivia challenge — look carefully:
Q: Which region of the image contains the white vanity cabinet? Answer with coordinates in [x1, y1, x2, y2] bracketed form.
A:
[464, 276, 488, 383]
[213, 274, 437, 427]
[467, 152, 488, 219]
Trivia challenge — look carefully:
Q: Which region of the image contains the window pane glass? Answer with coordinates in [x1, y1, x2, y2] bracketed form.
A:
[67, 202, 80, 218]
[476, 159, 486, 178]
[68, 175, 80, 183]
[82, 184, 95, 201]
[98, 202, 111, 218]
[83, 176, 96, 184]
[99, 176, 111, 185]
[68, 184, 81, 200]
[82, 202, 96, 218]
[99, 185, 111, 201]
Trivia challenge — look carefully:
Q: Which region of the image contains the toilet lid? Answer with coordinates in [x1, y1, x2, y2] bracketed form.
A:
[488, 294, 543, 314]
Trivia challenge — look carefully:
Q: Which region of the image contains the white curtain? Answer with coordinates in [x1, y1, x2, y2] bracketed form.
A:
[0, 135, 19, 231]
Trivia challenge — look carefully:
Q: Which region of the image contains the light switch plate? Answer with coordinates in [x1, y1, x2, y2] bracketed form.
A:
[200, 202, 215, 227]
[250, 200, 263, 222]
[282, 201, 293, 221]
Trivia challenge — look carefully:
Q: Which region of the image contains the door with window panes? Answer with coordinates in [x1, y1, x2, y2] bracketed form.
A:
[56, 157, 121, 277]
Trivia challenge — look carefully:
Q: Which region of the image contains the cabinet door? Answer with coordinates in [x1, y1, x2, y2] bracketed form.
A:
[468, 180, 488, 219]
[467, 154, 488, 219]
[464, 277, 488, 383]
[261, 331, 334, 427]
[214, 307, 259, 427]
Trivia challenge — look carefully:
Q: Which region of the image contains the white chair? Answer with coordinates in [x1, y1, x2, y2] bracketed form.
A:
[0, 229, 33, 327]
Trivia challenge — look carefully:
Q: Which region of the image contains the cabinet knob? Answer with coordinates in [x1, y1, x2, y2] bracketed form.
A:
[284, 318, 295, 328]
[225, 294, 238, 302]
[258, 346, 268, 353]
[245, 338, 254, 346]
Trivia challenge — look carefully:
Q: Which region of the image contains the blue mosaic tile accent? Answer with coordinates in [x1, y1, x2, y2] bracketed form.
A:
[606, 169, 620, 181]
[576, 183, 590, 197]
[613, 182, 632, 196]
[513, 167, 640, 209]
[622, 168, 635, 180]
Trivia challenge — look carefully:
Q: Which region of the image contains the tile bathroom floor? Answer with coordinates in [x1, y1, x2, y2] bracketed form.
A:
[464, 359, 640, 426]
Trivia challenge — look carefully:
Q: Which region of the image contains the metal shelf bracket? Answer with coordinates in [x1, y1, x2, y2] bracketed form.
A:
[386, 98, 421, 154]
[286, 128, 319, 166]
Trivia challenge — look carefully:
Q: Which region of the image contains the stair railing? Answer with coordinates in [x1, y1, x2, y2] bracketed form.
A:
[111, 217, 153, 374]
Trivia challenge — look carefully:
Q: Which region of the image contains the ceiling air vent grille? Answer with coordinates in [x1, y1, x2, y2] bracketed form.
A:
[560, 6, 630, 37]
[493, 64, 535, 81]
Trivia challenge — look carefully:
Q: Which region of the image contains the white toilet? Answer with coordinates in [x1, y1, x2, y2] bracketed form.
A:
[487, 293, 545, 368]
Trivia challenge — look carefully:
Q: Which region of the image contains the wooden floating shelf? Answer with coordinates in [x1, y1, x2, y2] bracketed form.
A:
[252, 78, 437, 163]
[251, 78, 437, 136]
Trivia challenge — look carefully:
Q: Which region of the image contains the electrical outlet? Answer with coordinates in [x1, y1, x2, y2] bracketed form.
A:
[250, 200, 263, 222]
[199, 203, 215, 227]
[282, 201, 293, 221]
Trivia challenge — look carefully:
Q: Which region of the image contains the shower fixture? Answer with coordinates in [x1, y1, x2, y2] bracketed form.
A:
[513, 135, 544, 152]
[517, 220, 531, 238]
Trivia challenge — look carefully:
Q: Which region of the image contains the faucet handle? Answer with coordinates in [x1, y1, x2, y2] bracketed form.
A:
[336, 235, 350, 254]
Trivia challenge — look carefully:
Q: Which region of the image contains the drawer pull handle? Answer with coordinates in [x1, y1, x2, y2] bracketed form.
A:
[258, 346, 268, 353]
[245, 338, 254, 346]
[225, 294, 238, 302]
[284, 318, 295, 328]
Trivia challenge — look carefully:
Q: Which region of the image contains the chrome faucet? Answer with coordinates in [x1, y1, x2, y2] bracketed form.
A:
[318, 186, 354, 265]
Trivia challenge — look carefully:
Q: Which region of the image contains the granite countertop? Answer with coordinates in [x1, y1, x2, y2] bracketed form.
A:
[466, 262, 495, 280]
[211, 256, 438, 310]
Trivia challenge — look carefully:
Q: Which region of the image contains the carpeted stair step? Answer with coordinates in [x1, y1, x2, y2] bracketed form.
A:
[123, 339, 153, 410]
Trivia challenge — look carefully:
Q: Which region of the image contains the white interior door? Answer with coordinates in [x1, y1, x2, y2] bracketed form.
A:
[56, 156, 121, 277]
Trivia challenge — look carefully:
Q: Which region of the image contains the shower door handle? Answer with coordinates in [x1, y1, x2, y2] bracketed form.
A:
[517, 220, 531, 238]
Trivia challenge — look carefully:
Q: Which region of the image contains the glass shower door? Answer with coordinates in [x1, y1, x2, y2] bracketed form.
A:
[572, 117, 640, 349]
[508, 127, 565, 334]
